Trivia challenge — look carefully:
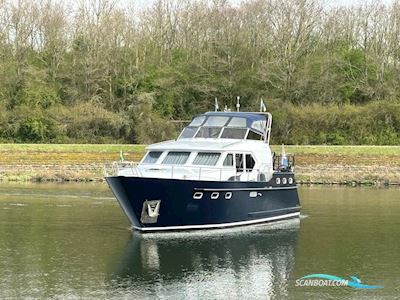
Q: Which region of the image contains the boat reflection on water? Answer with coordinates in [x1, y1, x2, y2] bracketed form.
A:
[108, 219, 300, 299]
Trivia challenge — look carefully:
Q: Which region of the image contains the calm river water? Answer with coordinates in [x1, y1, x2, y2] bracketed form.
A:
[0, 183, 399, 299]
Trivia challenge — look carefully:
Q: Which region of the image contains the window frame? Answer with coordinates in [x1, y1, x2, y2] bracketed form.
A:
[161, 151, 191, 165]
[195, 126, 222, 139]
[223, 153, 235, 167]
[245, 153, 256, 172]
[235, 153, 244, 173]
[141, 151, 163, 164]
[189, 116, 206, 127]
[192, 152, 221, 166]
[203, 116, 230, 127]
[178, 126, 200, 139]
[231, 152, 258, 173]
[219, 127, 249, 140]
[226, 117, 247, 128]
[246, 129, 264, 141]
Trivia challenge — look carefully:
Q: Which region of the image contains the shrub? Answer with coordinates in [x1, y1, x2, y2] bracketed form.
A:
[17, 117, 58, 142]
[62, 103, 131, 143]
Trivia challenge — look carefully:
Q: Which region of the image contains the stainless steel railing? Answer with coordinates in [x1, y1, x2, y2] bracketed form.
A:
[104, 161, 142, 177]
[104, 161, 271, 182]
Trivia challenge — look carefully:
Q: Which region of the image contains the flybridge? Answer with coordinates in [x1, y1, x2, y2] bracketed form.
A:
[178, 111, 272, 144]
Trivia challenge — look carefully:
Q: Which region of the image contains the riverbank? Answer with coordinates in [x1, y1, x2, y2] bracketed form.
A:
[0, 144, 399, 185]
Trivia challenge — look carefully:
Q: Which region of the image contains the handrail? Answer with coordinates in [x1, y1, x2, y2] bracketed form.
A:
[104, 161, 142, 177]
[104, 161, 272, 182]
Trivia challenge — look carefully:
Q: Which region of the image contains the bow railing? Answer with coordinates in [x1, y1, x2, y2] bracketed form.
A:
[104, 161, 271, 182]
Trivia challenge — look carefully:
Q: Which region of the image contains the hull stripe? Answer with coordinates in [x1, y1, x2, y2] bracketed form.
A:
[132, 211, 300, 232]
[194, 186, 297, 192]
[248, 206, 301, 217]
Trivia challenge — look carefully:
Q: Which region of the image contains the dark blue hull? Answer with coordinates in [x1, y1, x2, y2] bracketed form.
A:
[106, 172, 301, 232]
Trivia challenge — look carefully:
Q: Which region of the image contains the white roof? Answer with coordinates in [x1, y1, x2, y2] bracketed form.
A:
[147, 138, 269, 152]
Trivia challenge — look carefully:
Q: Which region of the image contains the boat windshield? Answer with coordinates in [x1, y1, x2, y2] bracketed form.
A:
[204, 116, 229, 126]
[189, 116, 206, 126]
[247, 130, 263, 140]
[178, 114, 267, 141]
[220, 128, 247, 139]
[195, 127, 222, 138]
[227, 117, 246, 127]
[179, 126, 198, 139]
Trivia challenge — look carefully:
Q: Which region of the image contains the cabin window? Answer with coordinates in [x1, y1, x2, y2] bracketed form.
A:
[247, 130, 263, 141]
[162, 152, 190, 165]
[245, 154, 256, 172]
[227, 117, 246, 128]
[223, 154, 234, 166]
[204, 116, 229, 126]
[195, 127, 221, 138]
[235, 154, 244, 172]
[220, 128, 247, 139]
[142, 151, 163, 164]
[179, 126, 198, 139]
[193, 152, 221, 166]
[189, 116, 206, 126]
[251, 120, 266, 132]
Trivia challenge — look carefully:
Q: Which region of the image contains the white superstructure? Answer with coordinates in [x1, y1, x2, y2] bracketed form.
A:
[116, 112, 275, 182]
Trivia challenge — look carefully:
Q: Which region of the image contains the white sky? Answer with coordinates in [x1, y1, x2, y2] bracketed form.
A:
[134, 0, 395, 9]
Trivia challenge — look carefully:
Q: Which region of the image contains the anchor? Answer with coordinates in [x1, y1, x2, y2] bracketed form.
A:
[147, 202, 160, 218]
[140, 200, 161, 224]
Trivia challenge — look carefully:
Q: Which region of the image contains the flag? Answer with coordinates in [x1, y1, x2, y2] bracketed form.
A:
[281, 144, 288, 166]
[119, 150, 125, 162]
[215, 97, 219, 111]
[260, 98, 267, 112]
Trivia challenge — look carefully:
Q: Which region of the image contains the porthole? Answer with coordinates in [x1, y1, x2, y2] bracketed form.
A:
[249, 191, 258, 198]
[288, 178, 293, 184]
[276, 177, 281, 185]
[282, 178, 287, 184]
[225, 192, 232, 200]
[211, 192, 219, 199]
[193, 192, 203, 200]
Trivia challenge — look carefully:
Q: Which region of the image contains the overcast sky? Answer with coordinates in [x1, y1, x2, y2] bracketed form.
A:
[134, 0, 395, 9]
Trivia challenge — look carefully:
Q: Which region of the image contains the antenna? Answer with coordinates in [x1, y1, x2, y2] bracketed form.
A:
[236, 96, 240, 112]
[214, 97, 219, 111]
[260, 98, 266, 112]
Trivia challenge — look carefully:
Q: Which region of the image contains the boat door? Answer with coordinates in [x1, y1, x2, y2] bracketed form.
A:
[244, 153, 258, 181]
[236, 153, 258, 181]
[235, 153, 244, 179]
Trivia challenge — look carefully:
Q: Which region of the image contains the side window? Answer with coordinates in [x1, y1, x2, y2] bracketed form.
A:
[193, 153, 220, 166]
[223, 154, 234, 166]
[235, 154, 244, 172]
[162, 152, 190, 165]
[142, 151, 162, 164]
[245, 154, 255, 172]
[247, 130, 263, 141]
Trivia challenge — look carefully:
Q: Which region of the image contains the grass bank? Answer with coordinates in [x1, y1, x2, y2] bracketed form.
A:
[0, 144, 399, 185]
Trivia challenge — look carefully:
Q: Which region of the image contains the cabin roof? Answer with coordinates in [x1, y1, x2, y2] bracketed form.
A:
[201, 112, 268, 130]
[147, 139, 268, 152]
